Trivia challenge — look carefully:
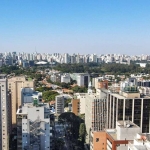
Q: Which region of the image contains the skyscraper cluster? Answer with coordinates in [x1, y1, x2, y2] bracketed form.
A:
[1, 52, 150, 66]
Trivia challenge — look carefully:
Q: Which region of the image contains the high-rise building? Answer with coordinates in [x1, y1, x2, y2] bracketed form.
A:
[85, 89, 107, 144]
[72, 99, 80, 115]
[55, 95, 64, 114]
[106, 82, 150, 133]
[0, 74, 11, 150]
[77, 73, 90, 88]
[16, 101, 51, 150]
[8, 76, 34, 127]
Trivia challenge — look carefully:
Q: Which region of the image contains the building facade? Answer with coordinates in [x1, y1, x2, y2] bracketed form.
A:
[0, 74, 10, 150]
[106, 90, 150, 133]
[8, 76, 34, 127]
[16, 102, 51, 150]
[77, 74, 90, 88]
[85, 89, 107, 144]
[72, 99, 80, 115]
[55, 95, 64, 114]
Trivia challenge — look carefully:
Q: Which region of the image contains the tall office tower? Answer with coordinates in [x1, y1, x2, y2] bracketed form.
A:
[77, 73, 90, 88]
[16, 101, 51, 150]
[0, 74, 10, 150]
[85, 89, 107, 144]
[8, 76, 34, 127]
[55, 95, 64, 114]
[106, 79, 150, 133]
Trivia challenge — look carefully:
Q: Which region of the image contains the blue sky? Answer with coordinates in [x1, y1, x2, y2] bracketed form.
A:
[0, 0, 150, 54]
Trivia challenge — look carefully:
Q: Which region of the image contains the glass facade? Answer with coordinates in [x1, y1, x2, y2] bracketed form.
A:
[114, 97, 117, 128]
[125, 99, 133, 120]
[118, 99, 124, 120]
[143, 99, 150, 132]
[134, 99, 141, 127]
[110, 96, 113, 128]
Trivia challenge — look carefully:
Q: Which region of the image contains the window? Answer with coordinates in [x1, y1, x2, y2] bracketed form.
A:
[96, 138, 99, 142]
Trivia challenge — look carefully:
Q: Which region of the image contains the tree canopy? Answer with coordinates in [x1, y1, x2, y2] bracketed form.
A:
[42, 91, 59, 102]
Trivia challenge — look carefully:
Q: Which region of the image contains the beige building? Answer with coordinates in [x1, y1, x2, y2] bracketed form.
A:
[8, 76, 34, 127]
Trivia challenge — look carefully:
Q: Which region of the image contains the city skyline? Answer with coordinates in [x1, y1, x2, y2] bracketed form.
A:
[0, 1, 150, 54]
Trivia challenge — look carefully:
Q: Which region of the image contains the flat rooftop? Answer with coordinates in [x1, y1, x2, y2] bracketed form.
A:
[105, 129, 117, 140]
[117, 120, 140, 128]
[109, 92, 150, 99]
[16, 102, 49, 115]
[23, 91, 40, 97]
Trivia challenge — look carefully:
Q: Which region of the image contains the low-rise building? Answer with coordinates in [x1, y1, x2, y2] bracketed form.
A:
[106, 120, 141, 150]
[128, 133, 150, 150]
[61, 74, 70, 83]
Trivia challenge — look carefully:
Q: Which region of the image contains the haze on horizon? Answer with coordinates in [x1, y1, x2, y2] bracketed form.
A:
[0, 0, 150, 55]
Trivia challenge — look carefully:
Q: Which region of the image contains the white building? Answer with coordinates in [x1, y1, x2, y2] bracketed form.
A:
[77, 73, 90, 88]
[21, 88, 42, 104]
[106, 120, 141, 150]
[128, 133, 150, 150]
[61, 74, 70, 83]
[75, 93, 86, 114]
[55, 95, 64, 114]
[16, 101, 51, 150]
[0, 74, 10, 150]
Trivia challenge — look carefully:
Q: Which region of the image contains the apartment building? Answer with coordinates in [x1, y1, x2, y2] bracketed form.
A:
[92, 77, 108, 89]
[16, 101, 51, 150]
[61, 74, 70, 83]
[55, 95, 64, 114]
[85, 89, 107, 144]
[74, 93, 86, 114]
[8, 76, 34, 127]
[72, 99, 80, 115]
[77, 73, 90, 88]
[0, 74, 10, 150]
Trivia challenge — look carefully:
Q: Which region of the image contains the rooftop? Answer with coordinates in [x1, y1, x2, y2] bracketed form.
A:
[117, 120, 140, 128]
[16, 102, 49, 115]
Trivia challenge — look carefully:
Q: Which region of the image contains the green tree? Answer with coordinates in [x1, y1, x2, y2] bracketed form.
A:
[42, 91, 59, 102]
[71, 85, 87, 93]
[79, 123, 87, 145]
[54, 138, 65, 150]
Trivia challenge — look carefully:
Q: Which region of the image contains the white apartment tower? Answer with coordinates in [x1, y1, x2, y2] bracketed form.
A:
[16, 101, 51, 150]
[0, 74, 10, 150]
